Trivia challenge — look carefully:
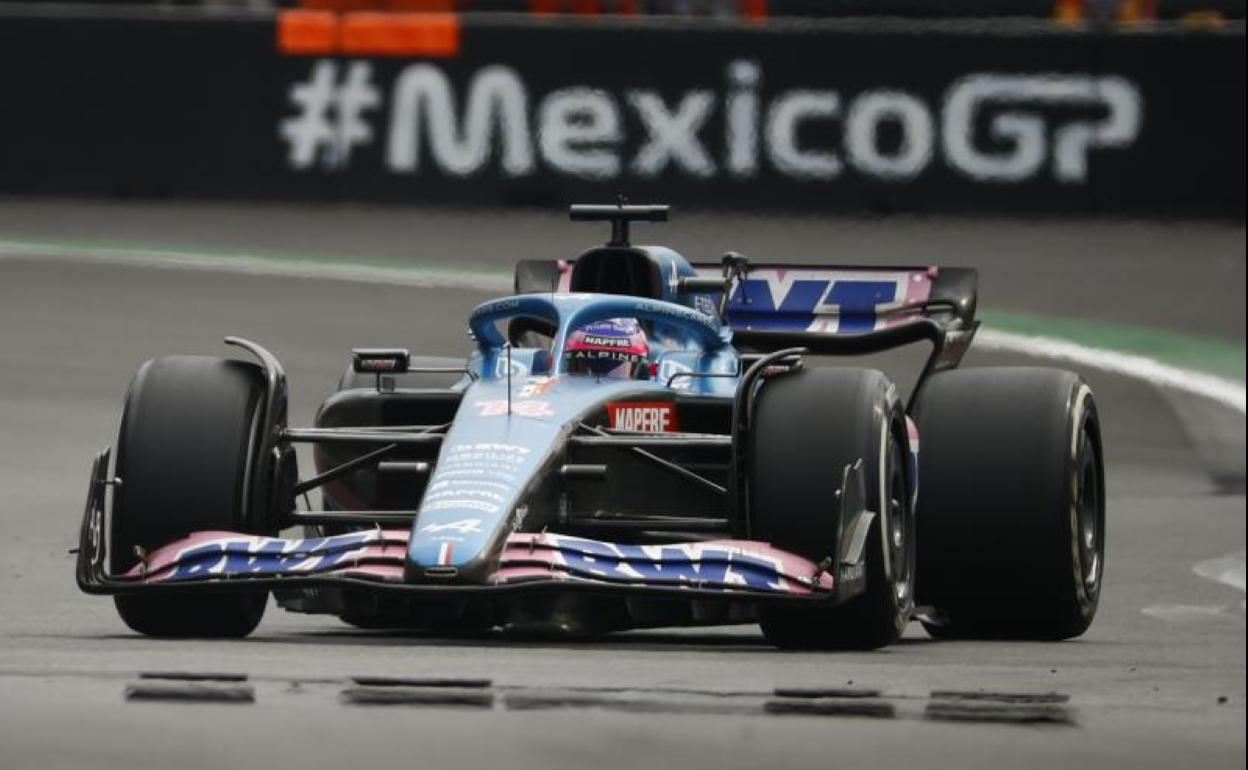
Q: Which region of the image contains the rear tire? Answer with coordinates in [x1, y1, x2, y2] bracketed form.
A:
[111, 356, 270, 638]
[748, 368, 914, 650]
[913, 367, 1105, 640]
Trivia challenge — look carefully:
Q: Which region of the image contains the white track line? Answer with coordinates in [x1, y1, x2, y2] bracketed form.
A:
[1141, 604, 1236, 622]
[976, 329, 1246, 415]
[1194, 551, 1247, 593]
[2, 240, 1244, 414]
[1142, 551, 1247, 621]
[0, 240, 513, 293]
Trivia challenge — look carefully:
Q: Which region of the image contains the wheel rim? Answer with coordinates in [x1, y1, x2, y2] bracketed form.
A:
[1074, 424, 1103, 595]
[885, 440, 913, 605]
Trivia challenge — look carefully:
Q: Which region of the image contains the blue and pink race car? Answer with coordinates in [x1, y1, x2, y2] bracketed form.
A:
[76, 204, 1105, 648]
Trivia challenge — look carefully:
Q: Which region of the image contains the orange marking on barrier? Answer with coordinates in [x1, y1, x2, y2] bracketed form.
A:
[740, 0, 768, 20]
[277, 10, 339, 55]
[340, 12, 461, 57]
[1180, 10, 1226, 27]
[300, 0, 375, 10]
[1053, 0, 1084, 22]
[387, 0, 457, 10]
[528, 0, 561, 14]
[1117, 0, 1158, 22]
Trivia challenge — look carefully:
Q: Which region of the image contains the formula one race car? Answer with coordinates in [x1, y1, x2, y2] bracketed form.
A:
[76, 204, 1105, 649]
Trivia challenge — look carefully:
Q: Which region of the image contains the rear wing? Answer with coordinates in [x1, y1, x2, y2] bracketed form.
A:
[692, 264, 975, 333]
[514, 256, 979, 371]
[689, 263, 979, 371]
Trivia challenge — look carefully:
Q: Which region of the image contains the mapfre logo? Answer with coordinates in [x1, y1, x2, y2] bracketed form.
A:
[280, 61, 1142, 186]
[608, 402, 678, 433]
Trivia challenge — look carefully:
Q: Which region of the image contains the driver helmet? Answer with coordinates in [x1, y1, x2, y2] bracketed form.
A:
[563, 318, 649, 379]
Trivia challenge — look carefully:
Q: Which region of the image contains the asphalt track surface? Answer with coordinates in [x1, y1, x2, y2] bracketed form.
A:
[0, 201, 1243, 770]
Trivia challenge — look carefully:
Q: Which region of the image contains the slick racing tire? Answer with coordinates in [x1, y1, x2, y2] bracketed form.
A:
[111, 356, 270, 638]
[749, 367, 915, 650]
[912, 367, 1105, 641]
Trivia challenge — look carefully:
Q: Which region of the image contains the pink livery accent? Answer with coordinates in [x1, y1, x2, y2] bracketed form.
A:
[495, 533, 834, 595]
[555, 260, 573, 293]
[125, 529, 410, 583]
[121, 529, 834, 596]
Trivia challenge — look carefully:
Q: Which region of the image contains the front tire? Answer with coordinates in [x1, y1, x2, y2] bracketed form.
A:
[748, 367, 914, 650]
[913, 367, 1105, 640]
[111, 356, 270, 637]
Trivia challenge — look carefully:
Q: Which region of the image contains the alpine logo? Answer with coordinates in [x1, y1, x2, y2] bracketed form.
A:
[420, 518, 484, 535]
[608, 402, 678, 433]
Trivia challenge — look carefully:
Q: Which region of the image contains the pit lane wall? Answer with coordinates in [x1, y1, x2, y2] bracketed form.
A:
[0, 10, 1242, 217]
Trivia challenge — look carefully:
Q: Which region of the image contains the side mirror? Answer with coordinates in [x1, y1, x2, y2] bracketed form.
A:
[352, 348, 410, 374]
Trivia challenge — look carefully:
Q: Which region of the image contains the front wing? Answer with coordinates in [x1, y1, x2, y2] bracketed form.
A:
[81, 527, 835, 597]
[76, 457, 846, 606]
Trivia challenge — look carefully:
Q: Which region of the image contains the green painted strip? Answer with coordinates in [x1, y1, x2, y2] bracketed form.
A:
[982, 310, 1245, 383]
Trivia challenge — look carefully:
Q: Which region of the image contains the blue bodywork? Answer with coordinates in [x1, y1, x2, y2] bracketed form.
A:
[405, 291, 740, 580]
[77, 232, 952, 618]
[72, 211, 996, 647]
[399, 240, 937, 583]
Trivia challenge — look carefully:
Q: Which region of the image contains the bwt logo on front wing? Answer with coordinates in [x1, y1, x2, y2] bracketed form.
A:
[280, 60, 1142, 185]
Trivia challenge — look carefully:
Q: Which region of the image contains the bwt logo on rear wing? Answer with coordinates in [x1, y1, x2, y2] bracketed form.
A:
[691, 265, 977, 335]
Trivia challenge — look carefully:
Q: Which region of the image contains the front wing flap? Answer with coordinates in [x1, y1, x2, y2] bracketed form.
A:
[77, 453, 837, 604]
[80, 527, 835, 599]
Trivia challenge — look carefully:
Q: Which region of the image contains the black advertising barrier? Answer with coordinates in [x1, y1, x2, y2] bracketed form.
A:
[0, 12, 1243, 217]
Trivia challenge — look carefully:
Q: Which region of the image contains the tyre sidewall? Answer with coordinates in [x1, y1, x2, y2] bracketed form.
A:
[913, 367, 1104, 639]
[748, 367, 914, 648]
